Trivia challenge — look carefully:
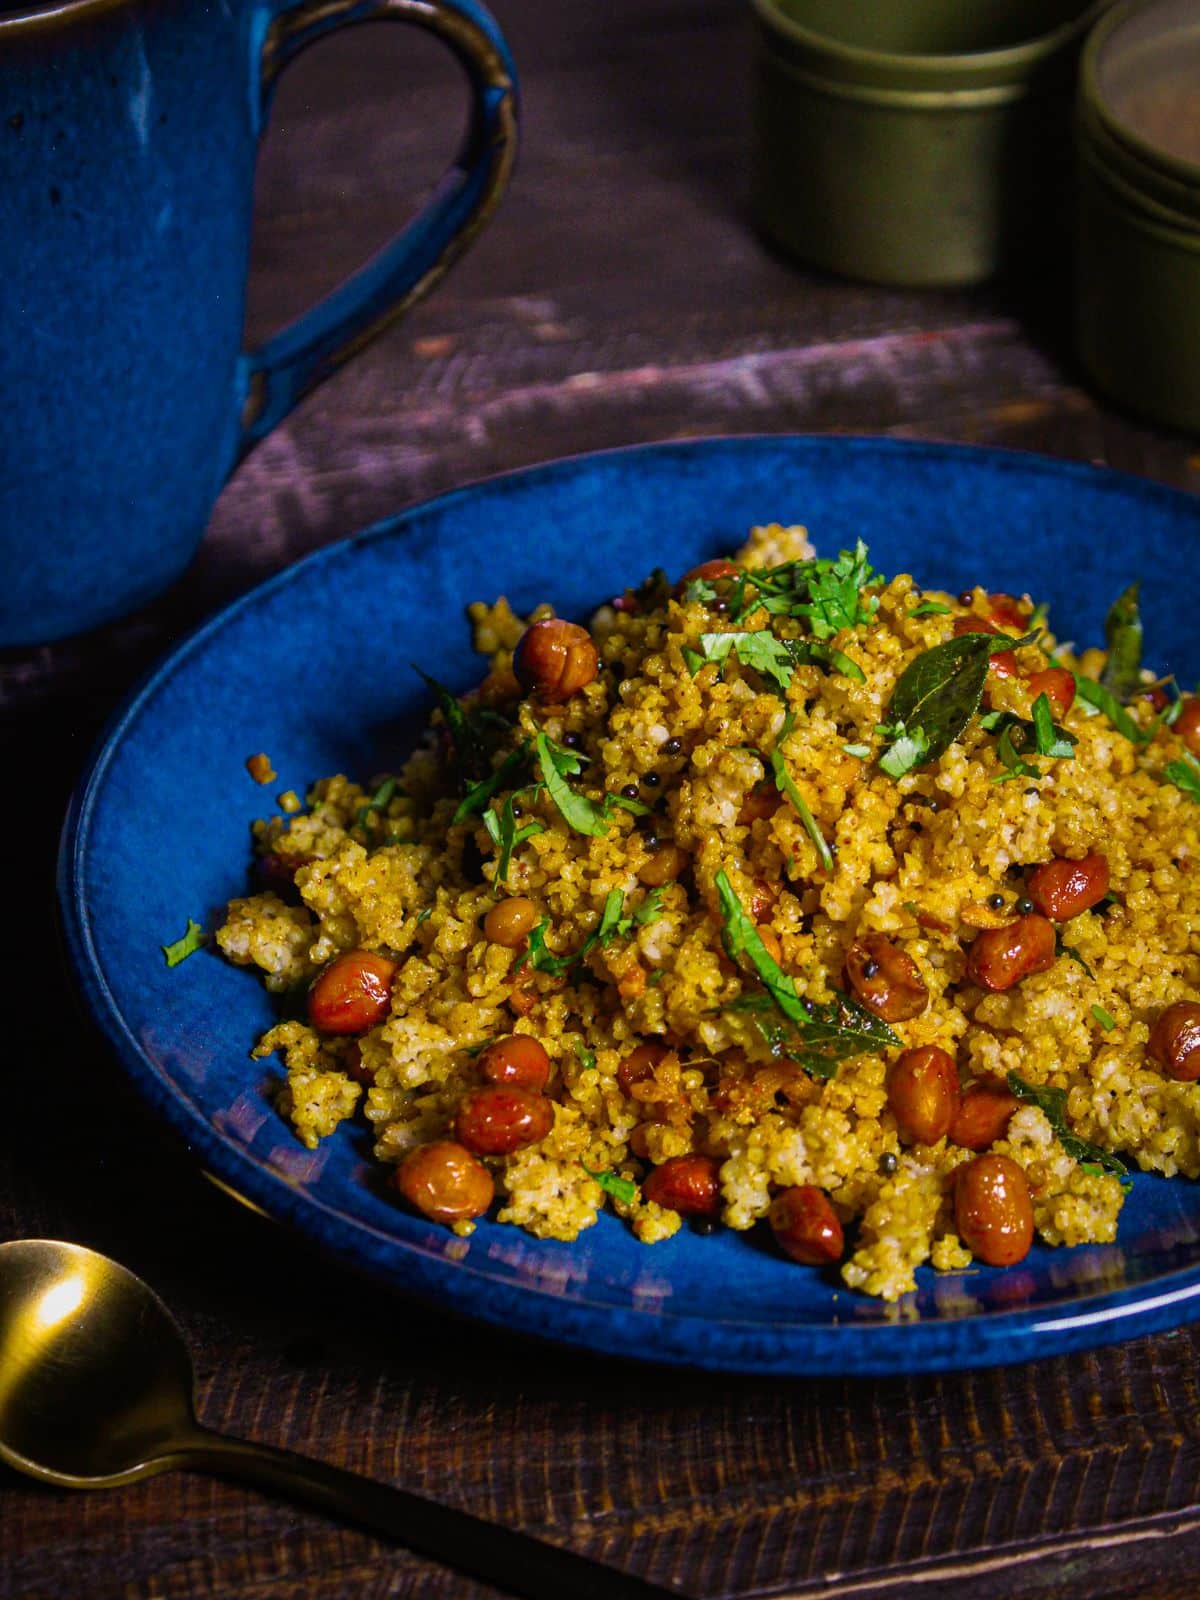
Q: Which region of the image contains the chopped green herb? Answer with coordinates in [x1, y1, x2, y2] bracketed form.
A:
[356, 777, 398, 829]
[730, 543, 884, 635]
[605, 792, 652, 817]
[1057, 934, 1095, 978]
[1031, 694, 1059, 757]
[1099, 582, 1143, 702]
[520, 889, 628, 976]
[483, 793, 546, 888]
[878, 725, 931, 780]
[452, 742, 531, 824]
[787, 639, 867, 684]
[573, 1039, 597, 1070]
[1165, 753, 1200, 805]
[909, 601, 953, 617]
[767, 714, 833, 871]
[689, 630, 797, 694]
[682, 576, 720, 606]
[843, 743, 872, 759]
[1074, 673, 1147, 743]
[162, 917, 205, 968]
[1007, 1070, 1129, 1183]
[714, 870, 897, 1075]
[535, 732, 612, 836]
[994, 724, 1043, 783]
[1092, 1005, 1117, 1032]
[580, 1161, 638, 1205]
[415, 907, 433, 925]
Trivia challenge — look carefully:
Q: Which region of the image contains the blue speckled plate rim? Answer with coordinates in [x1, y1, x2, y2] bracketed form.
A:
[56, 434, 1200, 1375]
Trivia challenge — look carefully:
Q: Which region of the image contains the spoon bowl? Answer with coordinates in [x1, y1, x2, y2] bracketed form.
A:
[0, 1239, 195, 1486]
[0, 1238, 680, 1600]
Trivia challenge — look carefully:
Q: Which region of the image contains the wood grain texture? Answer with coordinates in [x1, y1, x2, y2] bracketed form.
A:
[4, 0, 1200, 1595]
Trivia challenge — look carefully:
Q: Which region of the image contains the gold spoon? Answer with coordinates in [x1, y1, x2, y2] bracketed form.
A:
[0, 1239, 683, 1600]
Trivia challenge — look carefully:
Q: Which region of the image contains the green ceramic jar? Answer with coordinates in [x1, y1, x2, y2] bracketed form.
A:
[751, 0, 1106, 287]
[1076, 0, 1200, 432]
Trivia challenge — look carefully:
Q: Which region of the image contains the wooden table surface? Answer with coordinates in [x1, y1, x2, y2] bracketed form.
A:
[5, 1, 1200, 1595]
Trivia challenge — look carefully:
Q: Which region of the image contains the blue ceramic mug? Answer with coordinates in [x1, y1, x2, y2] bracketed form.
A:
[0, 0, 516, 646]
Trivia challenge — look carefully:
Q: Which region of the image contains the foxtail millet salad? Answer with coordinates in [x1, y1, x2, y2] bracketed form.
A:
[209, 524, 1200, 1301]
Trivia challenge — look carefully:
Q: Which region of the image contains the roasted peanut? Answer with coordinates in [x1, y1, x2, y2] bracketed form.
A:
[477, 1034, 552, 1092]
[396, 1140, 494, 1224]
[1176, 697, 1200, 757]
[845, 933, 929, 1022]
[1026, 853, 1110, 922]
[638, 842, 689, 887]
[484, 896, 541, 948]
[888, 1046, 960, 1145]
[1147, 1001, 1200, 1082]
[617, 1042, 670, 1095]
[954, 1154, 1034, 1267]
[769, 1186, 844, 1266]
[307, 950, 397, 1035]
[643, 1154, 721, 1218]
[950, 1085, 1019, 1151]
[455, 1086, 554, 1156]
[513, 618, 598, 702]
[965, 914, 1056, 992]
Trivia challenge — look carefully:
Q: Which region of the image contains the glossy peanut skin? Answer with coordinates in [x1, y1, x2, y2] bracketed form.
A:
[738, 782, 779, 824]
[617, 1042, 669, 1095]
[952, 614, 1018, 680]
[955, 1154, 1034, 1267]
[769, 1185, 844, 1266]
[845, 933, 929, 1022]
[1026, 667, 1076, 722]
[888, 1046, 960, 1145]
[986, 593, 1029, 631]
[455, 1086, 554, 1156]
[307, 950, 397, 1035]
[638, 842, 690, 886]
[1026, 853, 1110, 922]
[1147, 1001, 1200, 1082]
[965, 914, 1056, 992]
[477, 1034, 552, 1092]
[950, 1086, 1019, 1150]
[643, 1154, 721, 1218]
[513, 618, 598, 702]
[396, 1140, 494, 1223]
[756, 925, 784, 966]
[483, 896, 541, 948]
[1176, 697, 1200, 757]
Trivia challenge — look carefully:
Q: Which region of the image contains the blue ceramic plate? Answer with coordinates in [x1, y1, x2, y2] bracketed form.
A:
[60, 437, 1200, 1375]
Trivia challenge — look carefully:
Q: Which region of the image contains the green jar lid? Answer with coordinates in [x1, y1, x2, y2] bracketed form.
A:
[753, 0, 1106, 99]
[1079, 0, 1200, 228]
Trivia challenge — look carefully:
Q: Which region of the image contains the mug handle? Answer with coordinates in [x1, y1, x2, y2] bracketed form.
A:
[235, 0, 517, 459]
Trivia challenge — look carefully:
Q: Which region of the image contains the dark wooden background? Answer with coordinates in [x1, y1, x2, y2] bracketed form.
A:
[6, 1, 1200, 1595]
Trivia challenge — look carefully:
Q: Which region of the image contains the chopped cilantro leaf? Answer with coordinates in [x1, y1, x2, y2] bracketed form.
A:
[519, 889, 630, 976]
[843, 743, 871, 759]
[453, 742, 531, 824]
[731, 543, 884, 635]
[580, 1161, 637, 1204]
[356, 777, 398, 829]
[909, 601, 953, 617]
[573, 1039, 597, 1070]
[878, 725, 931, 780]
[1165, 753, 1200, 804]
[1092, 1005, 1116, 1032]
[535, 732, 612, 836]
[484, 792, 545, 888]
[694, 630, 796, 694]
[162, 918, 205, 968]
[994, 724, 1043, 783]
[767, 715, 833, 871]
[1074, 673, 1147, 743]
[714, 869, 897, 1074]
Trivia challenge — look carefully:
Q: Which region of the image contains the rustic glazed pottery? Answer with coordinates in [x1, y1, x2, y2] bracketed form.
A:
[0, 0, 516, 645]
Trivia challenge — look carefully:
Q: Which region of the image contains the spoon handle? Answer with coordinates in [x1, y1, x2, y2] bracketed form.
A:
[180, 1426, 684, 1600]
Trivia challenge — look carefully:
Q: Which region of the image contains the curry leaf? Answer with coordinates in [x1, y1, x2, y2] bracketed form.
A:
[1099, 582, 1143, 702]
[715, 870, 897, 1074]
[1007, 1070, 1130, 1182]
[880, 631, 1017, 775]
